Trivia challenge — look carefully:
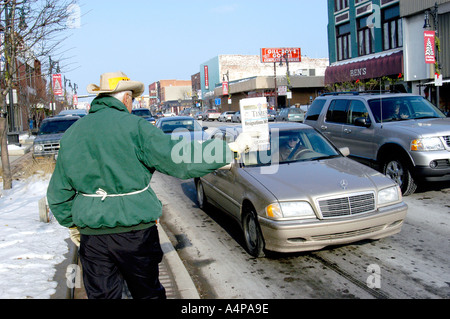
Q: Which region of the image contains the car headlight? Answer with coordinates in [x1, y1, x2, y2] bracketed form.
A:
[411, 137, 444, 151]
[378, 186, 401, 206]
[34, 144, 43, 152]
[266, 202, 317, 220]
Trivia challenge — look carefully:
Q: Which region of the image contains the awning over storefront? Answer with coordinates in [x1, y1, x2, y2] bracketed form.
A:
[325, 50, 403, 85]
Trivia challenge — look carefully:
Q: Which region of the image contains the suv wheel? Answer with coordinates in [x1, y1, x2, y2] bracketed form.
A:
[383, 156, 417, 196]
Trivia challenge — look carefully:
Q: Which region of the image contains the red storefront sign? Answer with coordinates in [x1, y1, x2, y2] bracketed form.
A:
[424, 31, 436, 64]
[52, 74, 63, 96]
[204, 65, 209, 90]
[261, 48, 302, 63]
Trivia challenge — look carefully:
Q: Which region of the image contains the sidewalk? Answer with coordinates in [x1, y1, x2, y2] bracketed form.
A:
[67, 223, 200, 299]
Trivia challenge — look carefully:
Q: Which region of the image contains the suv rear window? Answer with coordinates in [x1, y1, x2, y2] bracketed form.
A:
[305, 99, 326, 121]
[39, 119, 78, 135]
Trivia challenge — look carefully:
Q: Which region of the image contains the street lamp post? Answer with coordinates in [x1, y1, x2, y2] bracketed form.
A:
[279, 53, 291, 107]
[424, 2, 441, 108]
[49, 56, 60, 116]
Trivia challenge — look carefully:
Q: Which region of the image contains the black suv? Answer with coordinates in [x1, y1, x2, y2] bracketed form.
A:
[33, 116, 80, 160]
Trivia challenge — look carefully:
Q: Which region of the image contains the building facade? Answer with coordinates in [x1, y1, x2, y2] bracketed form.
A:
[200, 54, 328, 110]
[325, 0, 449, 110]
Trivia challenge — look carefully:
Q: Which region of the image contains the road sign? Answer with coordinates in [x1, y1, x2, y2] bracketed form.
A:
[215, 98, 221, 106]
[261, 48, 302, 63]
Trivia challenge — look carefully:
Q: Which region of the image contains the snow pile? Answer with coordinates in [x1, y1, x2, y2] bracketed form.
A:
[0, 177, 69, 299]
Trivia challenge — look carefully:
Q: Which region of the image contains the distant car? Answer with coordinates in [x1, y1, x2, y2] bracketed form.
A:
[268, 109, 277, 121]
[56, 109, 88, 118]
[231, 110, 241, 123]
[218, 111, 236, 122]
[155, 116, 210, 141]
[195, 123, 407, 257]
[33, 116, 81, 160]
[194, 111, 204, 120]
[131, 108, 156, 125]
[203, 109, 221, 121]
[163, 112, 176, 117]
[276, 108, 305, 122]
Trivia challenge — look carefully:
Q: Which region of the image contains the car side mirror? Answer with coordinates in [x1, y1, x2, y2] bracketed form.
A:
[202, 126, 208, 131]
[339, 147, 350, 157]
[354, 117, 371, 128]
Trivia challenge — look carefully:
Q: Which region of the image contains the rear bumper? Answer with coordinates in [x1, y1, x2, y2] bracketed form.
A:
[258, 202, 407, 253]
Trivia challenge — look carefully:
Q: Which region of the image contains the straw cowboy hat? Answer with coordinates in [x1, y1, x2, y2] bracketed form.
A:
[87, 71, 145, 98]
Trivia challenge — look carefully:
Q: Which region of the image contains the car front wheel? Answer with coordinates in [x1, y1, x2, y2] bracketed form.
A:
[242, 208, 265, 258]
[196, 179, 207, 209]
[383, 156, 417, 196]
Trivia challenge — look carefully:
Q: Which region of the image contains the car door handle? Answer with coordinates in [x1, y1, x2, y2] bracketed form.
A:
[344, 128, 352, 134]
[320, 125, 327, 131]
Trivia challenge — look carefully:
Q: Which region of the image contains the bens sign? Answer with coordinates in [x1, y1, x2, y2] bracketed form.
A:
[350, 68, 367, 78]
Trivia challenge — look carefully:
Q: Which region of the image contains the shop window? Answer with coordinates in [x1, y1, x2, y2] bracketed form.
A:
[382, 5, 403, 50]
[335, 0, 349, 12]
[358, 15, 375, 56]
[336, 22, 352, 61]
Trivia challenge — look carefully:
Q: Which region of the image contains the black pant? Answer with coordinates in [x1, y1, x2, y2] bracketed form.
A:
[79, 225, 166, 299]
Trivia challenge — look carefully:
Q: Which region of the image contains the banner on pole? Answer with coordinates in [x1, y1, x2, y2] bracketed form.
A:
[52, 74, 63, 96]
[424, 31, 436, 64]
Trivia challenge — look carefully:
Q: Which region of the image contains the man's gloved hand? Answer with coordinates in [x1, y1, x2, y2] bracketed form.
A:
[69, 227, 80, 247]
[228, 132, 255, 157]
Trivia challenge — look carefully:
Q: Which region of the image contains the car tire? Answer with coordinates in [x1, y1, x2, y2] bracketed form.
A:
[383, 156, 417, 196]
[196, 179, 208, 209]
[242, 208, 265, 258]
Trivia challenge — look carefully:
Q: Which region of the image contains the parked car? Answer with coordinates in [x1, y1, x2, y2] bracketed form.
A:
[155, 116, 210, 141]
[56, 109, 88, 118]
[231, 110, 241, 123]
[203, 109, 221, 121]
[268, 109, 277, 121]
[194, 111, 204, 120]
[218, 111, 236, 122]
[32, 116, 81, 160]
[195, 123, 407, 257]
[131, 108, 156, 125]
[304, 92, 450, 195]
[276, 107, 305, 122]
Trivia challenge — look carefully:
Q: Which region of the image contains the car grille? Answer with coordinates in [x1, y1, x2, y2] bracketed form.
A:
[41, 142, 60, 153]
[443, 136, 450, 147]
[318, 192, 375, 219]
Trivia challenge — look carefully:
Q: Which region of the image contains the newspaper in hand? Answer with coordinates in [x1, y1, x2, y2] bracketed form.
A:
[239, 97, 270, 151]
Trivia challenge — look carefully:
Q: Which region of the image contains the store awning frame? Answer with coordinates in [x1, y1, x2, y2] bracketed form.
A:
[325, 50, 404, 85]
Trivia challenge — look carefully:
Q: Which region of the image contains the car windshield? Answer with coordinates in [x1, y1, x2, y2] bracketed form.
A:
[368, 96, 445, 123]
[160, 119, 202, 133]
[242, 128, 341, 166]
[132, 109, 152, 117]
[39, 119, 78, 135]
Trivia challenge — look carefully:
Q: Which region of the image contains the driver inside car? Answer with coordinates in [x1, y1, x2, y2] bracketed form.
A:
[278, 133, 306, 161]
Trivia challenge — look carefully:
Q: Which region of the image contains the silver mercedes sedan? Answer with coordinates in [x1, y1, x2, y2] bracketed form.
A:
[195, 123, 408, 257]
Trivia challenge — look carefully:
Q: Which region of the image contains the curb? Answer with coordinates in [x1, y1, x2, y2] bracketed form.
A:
[158, 223, 200, 299]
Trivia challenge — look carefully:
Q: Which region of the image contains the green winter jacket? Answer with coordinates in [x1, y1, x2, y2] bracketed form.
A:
[47, 96, 233, 235]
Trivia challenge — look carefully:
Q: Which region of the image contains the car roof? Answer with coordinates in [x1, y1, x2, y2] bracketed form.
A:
[44, 115, 81, 122]
[158, 116, 195, 121]
[318, 92, 420, 101]
[216, 122, 310, 136]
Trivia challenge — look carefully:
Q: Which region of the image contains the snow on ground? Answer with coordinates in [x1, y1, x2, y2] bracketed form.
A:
[0, 176, 69, 299]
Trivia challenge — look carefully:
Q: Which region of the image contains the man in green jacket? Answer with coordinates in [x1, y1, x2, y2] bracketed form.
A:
[47, 72, 249, 299]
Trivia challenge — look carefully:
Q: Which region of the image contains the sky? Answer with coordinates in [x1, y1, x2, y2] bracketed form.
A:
[56, 0, 329, 100]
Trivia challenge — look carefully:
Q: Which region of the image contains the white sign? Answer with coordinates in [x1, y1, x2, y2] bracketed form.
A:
[435, 73, 443, 87]
[240, 97, 270, 151]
